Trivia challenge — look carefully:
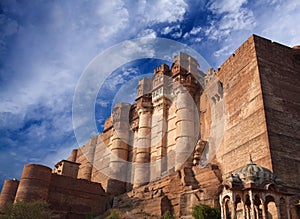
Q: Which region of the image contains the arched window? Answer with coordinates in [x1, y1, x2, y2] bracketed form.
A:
[254, 194, 263, 219]
[245, 195, 251, 219]
[235, 195, 243, 219]
[223, 196, 232, 219]
[265, 195, 277, 219]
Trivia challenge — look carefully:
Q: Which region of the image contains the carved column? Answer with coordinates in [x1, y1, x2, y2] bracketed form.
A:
[249, 191, 256, 219]
[276, 200, 281, 219]
[134, 107, 152, 187]
[286, 198, 291, 219]
[242, 203, 247, 219]
[262, 202, 267, 219]
[151, 101, 169, 179]
[231, 199, 237, 219]
[220, 196, 225, 219]
[174, 86, 195, 170]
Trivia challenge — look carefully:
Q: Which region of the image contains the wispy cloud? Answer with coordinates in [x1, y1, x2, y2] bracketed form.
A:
[203, 0, 300, 65]
[256, 1, 300, 46]
[190, 26, 202, 35]
[132, 0, 188, 24]
[138, 29, 157, 38]
[205, 0, 256, 41]
[161, 25, 181, 35]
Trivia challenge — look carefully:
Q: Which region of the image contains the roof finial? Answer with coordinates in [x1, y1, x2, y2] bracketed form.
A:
[249, 154, 253, 164]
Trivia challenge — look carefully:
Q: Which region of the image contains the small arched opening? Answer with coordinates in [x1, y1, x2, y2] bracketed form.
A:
[235, 195, 243, 219]
[253, 194, 263, 219]
[266, 195, 278, 219]
[224, 196, 232, 219]
[245, 194, 252, 219]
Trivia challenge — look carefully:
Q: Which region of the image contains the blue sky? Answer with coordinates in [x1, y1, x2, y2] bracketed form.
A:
[0, 0, 299, 188]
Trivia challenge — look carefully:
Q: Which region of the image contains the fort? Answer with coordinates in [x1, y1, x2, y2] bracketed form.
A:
[0, 35, 299, 218]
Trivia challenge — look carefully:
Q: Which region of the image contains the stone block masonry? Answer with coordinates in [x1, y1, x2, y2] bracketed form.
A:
[1, 34, 299, 218]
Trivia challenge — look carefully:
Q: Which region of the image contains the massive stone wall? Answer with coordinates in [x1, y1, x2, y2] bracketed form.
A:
[214, 35, 300, 193]
[215, 35, 273, 176]
[2, 34, 299, 218]
[0, 163, 107, 218]
[67, 36, 299, 198]
[254, 36, 300, 191]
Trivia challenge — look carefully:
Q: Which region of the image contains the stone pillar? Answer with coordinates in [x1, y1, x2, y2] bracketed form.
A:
[246, 206, 251, 219]
[286, 198, 291, 219]
[151, 102, 169, 179]
[248, 191, 255, 219]
[107, 103, 131, 195]
[242, 203, 247, 219]
[262, 202, 267, 219]
[0, 179, 19, 209]
[174, 86, 195, 170]
[81, 136, 97, 181]
[220, 197, 225, 219]
[134, 107, 152, 187]
[255, 205, 260, 219]
[231, 200, 236, 219]
[130, 129, 138, 184]
[276, 200, 281, 219]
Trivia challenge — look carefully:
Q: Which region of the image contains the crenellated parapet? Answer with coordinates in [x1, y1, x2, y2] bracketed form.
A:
[171, 52, 204, 95]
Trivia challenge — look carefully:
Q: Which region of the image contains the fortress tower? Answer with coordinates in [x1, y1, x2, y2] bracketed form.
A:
[1, 35, 299, 218]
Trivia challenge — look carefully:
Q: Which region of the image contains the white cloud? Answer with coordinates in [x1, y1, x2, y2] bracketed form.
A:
[161, 24, 182, 38]
[183, 32, 189, 39]
[190, 26, 202, 35]
[161, 25, 181, 35]
[208, 0, 248, 14]
[183, 26, 202, 41]
[138, 29, 157, 38]
[171, 29, 182, 38]
[256, 0, 300, 46]
[205, 1, 255, 41]
[96, 0, 129, 40]
[96, 100, 110, 107]
[122, 67, 139, 77]
[135, 0, 188, 24]
[213, 45, 231, 57]
[207, 0, 300, 67]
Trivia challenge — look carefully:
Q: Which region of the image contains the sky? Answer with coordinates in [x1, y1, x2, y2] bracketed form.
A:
[0, 0, 299, 189]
